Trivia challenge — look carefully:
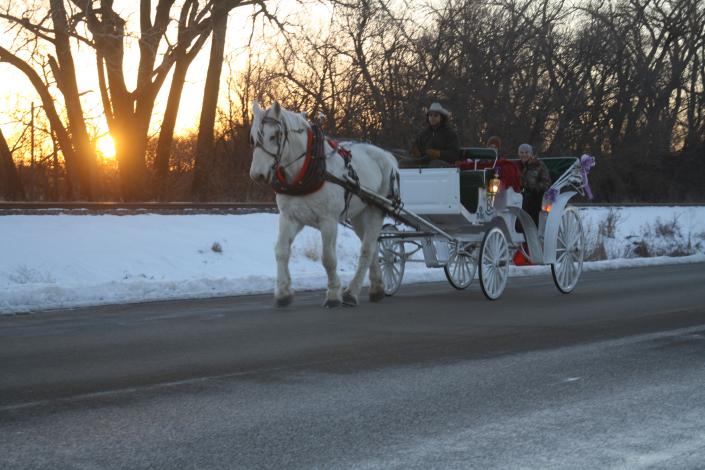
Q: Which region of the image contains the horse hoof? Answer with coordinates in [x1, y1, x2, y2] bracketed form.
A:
[324, 299, 341, 308]
[369, 290, 385, 303]
[342, 291, 358, 307]
[275, 295, 293, 307]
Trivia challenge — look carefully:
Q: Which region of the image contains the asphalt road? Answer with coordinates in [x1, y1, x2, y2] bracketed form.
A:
[1, 263, 705, 469]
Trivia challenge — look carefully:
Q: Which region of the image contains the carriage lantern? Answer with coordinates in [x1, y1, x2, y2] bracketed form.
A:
[486, 171, 501, 211]
[488, 171, 501, 194]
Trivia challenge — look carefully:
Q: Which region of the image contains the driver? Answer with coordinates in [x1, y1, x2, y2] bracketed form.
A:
[400, 102, 460, 168]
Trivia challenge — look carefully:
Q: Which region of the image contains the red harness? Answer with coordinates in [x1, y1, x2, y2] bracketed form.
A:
[327, 139, 352, 162]
[271, 127, 354, 196]
[272, 127, 326, 196]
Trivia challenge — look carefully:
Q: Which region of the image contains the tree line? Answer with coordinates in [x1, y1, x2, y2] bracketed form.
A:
[1, 0, 704, 203]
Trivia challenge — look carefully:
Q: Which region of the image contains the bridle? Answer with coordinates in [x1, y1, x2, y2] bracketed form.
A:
[252, 113, 309, 171]
[249, 105, 366, 209]
[251, 107, 329, 196]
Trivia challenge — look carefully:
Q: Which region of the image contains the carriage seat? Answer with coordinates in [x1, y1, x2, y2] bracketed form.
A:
[538, 156, 579, 183]
[398, 147, 497, 169]
[458, 147, 498, 168]
[457, 156, 578, 212]
[459, 169, 489, 213]
[502, 156, 578, 184]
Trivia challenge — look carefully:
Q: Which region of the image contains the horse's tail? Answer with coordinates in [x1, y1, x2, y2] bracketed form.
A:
[369, 146, 398, 200]
[387, 167, 401, 203]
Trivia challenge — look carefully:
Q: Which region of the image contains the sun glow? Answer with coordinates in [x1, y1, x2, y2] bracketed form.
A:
[96, 135, 116, 159]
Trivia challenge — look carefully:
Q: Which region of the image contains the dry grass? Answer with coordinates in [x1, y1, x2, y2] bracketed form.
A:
[598, 208, 621, 238]
[627, 215, 696, 258]
[583, 209, 700, 261]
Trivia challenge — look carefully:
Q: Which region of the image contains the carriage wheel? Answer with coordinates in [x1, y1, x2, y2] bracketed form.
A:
[444, 243, 477, 290]
[377, 224, 405, 296]
[479, 227, 509, 300]
[551, 206, 585, 294]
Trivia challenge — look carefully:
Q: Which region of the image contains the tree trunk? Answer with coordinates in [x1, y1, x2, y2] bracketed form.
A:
[155, 55, 190, 181]
[0, 128, 25, 200]
[154, 25, 210, 182]
[49, 0, 96, 199]
[112, 111, 150, 201]
[192, 2, 228, 201]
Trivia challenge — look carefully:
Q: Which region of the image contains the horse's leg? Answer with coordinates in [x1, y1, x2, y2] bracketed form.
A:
[274, 215, 303, 307]
[367, 237, 385, 303]
[343, 211, 384, 306]
[347, 215, 385, 303]
[320, 218, 342, 308]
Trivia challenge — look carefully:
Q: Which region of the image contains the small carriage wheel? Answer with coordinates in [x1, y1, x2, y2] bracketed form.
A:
[377, 224, 405, 296]
[479, 227, 510, 300]
[551, 206, 585, 294]
[444, 243, 477, 290]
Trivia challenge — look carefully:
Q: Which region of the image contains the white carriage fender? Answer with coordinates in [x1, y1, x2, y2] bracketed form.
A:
[507, 207, 544, 264]
[543, 191, 577, 264]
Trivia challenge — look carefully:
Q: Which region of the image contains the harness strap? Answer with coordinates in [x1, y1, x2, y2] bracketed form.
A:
[327, 139, 359, 220]
[271, 125, 326, 196]
[268, 128, 366, 223]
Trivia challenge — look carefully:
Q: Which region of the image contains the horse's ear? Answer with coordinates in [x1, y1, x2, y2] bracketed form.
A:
[272, 100, 282, 116]
[252, 100, 262, 121]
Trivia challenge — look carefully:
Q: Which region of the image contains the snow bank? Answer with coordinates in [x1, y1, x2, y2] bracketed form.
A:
[1, 207, 704, 314]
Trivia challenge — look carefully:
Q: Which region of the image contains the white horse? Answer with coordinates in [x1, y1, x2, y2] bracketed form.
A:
[249, 101, 399, 307]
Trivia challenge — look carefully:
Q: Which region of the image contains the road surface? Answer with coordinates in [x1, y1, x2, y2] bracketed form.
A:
[1, 263, 705, 469]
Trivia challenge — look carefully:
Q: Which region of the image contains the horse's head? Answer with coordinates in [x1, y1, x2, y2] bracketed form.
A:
[249, 101, 310, 185]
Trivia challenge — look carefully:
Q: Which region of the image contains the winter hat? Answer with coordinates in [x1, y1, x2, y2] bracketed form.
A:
[427, 102, 450, 117]
[487, 136, 502, 149]
[518, 143, 533, 155]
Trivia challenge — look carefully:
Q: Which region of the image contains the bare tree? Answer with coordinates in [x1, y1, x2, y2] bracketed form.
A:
[0, 1, 96, 199]
[3, 0, 703, 202]
[192, 0, 230, 200]
[191, 0, 280, 200]
[154, 0, 212, 184]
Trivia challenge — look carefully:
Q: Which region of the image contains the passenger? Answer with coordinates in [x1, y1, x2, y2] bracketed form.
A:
[400, 102, 460, 168]
[518, 143, 551, 227]
[486, 135, 502, 157]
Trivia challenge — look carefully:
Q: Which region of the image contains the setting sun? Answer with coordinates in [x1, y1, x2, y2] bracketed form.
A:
[96, 134, 116, 159]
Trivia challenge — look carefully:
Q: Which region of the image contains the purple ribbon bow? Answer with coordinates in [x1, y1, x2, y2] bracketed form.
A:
[544, 187, 558, 203]
[580, 154, 595, 200]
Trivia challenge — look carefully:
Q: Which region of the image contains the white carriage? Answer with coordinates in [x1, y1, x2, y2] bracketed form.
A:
[376, 148, 591, 300]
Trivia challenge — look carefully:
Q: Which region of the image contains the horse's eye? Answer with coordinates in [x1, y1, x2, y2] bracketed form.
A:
[269, 135, 277, 142]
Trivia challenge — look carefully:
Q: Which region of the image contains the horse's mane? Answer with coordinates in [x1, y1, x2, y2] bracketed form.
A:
[277, 106, 309, 132]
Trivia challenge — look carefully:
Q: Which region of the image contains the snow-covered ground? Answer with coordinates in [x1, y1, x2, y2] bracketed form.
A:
[1, 206, 704, 314]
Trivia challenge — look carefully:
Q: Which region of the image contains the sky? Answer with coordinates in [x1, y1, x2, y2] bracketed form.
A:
[1, 205, 704, 314]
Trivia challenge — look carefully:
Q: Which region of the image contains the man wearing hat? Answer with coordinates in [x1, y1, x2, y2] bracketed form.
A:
[401, 102, 460, 167]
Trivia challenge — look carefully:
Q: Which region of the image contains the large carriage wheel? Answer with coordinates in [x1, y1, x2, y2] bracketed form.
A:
[444, 243, 477, 290]
[479, 227, 509, 300]
[551, 206, 585, 294]
[377, 224, 405, 296]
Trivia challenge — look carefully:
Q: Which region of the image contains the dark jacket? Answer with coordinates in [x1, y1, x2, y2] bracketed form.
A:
[410, 124, 460, 163]
[520, 158, 551, 193]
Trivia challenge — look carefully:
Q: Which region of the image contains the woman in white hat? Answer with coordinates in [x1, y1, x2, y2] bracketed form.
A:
[401, 102, 460, 168]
